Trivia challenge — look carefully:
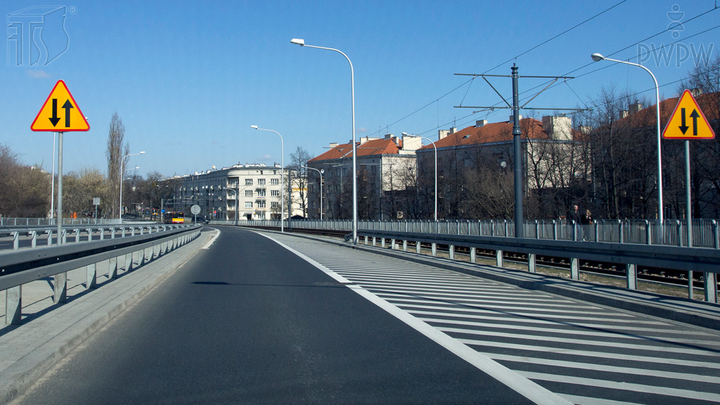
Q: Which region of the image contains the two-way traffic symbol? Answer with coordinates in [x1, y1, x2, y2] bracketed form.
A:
[663, 90, 714, 140]
[31, 80, 89, 132]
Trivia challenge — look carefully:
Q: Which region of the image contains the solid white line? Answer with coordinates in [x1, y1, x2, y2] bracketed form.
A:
[259, 233, 573, 405]
[558, 394, 646, 405]
[201, 228, 221, 250]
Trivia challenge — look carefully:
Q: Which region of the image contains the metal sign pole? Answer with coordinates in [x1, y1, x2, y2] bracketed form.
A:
[56, 132, 63, 245]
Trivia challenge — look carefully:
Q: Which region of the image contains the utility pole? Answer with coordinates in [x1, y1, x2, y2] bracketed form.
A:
[455, 65, 585, 238]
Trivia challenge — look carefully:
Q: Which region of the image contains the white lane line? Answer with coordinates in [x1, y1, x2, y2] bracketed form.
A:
[486, 353, 720, 385]
[437, 326, 718, 357]
[558, 394, 646, 405]
[201, 228, 221, 250]
[520, 371, 720, 403]
[260, 232, 573, 405]
[458, 338, 720, 370]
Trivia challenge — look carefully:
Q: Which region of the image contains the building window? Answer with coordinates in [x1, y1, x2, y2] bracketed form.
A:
[245, 179, 253, 185]
[271, 202, 279, 208]
[245, 190, 253, 197]
[245, 202, 253, 208]
[258, 179, 266, 185]
[257, 201, 266, 208]
[257, 189, 266, 197]
[271, 190, 279, 197]
[271, 178, 279, 185]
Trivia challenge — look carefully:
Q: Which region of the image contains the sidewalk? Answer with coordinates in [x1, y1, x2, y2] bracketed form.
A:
[0, 229, 213, 405]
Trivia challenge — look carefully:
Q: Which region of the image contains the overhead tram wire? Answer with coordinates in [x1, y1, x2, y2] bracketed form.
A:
[368, 1, 630, 138]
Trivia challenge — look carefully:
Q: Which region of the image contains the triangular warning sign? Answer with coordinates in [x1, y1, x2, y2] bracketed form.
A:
[662, 90, 715, 140]
[31, 80, 90, 132]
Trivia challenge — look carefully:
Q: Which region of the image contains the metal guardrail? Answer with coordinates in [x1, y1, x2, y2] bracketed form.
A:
[0, 224, 177, 251]
[0, 217, 122, 226]
[1, 224, 201, 325]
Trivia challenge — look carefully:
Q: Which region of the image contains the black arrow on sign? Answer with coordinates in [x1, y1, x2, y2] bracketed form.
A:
[62, 100, 74, 127]
[690, 109, 699, 136]
[679, 108, 689, 134]
[49, 99, 61, 127]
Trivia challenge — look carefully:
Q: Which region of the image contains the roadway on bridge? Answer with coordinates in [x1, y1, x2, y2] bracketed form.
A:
[11, 227, 540, 404]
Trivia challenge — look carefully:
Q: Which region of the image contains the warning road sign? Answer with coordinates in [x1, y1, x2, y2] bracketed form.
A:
[31, 80, 90, 132]
[662, 89, 715, 140]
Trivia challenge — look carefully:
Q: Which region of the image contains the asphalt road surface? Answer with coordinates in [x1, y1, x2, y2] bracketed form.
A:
[11, 227, 539, 404]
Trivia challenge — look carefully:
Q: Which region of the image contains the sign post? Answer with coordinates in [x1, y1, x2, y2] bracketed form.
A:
[31, 80, 90, 245]
[663, 89, 716, 301]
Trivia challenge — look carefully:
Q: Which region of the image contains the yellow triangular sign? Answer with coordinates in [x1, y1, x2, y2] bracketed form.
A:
[662, 89, 715, 139]
[31, 80, 90, 132]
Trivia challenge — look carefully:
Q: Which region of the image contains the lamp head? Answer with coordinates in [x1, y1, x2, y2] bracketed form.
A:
[401, 132, 408, 136]
[251, 125, 258, 129]
[290, 38, 305, 46]
[591, 53, 604, 62]
[139, 151, 146, 154]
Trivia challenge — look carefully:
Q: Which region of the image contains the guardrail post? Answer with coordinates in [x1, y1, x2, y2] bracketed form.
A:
[391, 238, 396, 250]
[705, 272, 718, 304]
[372, 237, 376, 247]
[495, 250, 503, 267]
[470, 247, 477, 263]
[535, 221, 539, 239]
[109, 257, 118, 279]
[645, 220, 652, 245]
[5, 286, 21, 325]
[431, 243, 437, 256]
[30, 231, 37, 248]
[403, 240, 407, 251]
[553, 220, 558, 240]
[381, 238, 386, 248]
[571, 258, 579, 280]
[74, 229, 80, 243]
[99, 228, 104, 240]
[618, 220, 624, 244]
[416, 241, 421, 254]
[54, 273, 67, 303]
[131, 227, 135, 237]
[573, 221, 579, 242]
[47, 230, 53, 246]
[528, 253, 536, 273]
[86, 263, 97, 289]
[111, 227, 115, 239]
[86, 228, 92, 242]
[449, 245, 455, 259]
[12, 232, 19, 250]
[125, 253, 133, 272]
[62, 229, 66, 244]
[626, 264, 637, 290]
[689, 271, 695, 301]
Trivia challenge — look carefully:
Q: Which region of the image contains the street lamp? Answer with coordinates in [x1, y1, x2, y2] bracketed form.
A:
[251, 125, 284, 232]
[291, 38, 357, 244]
[405, 132, 437, 222]
[119, 152, 144, 222]
[591, 53, 664, 224]
[303, 165, 324, 220]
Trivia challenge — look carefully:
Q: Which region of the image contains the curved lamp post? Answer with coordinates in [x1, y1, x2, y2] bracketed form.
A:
[591, 53, 664, 225]
[251, 125, 284, 233]
[119, 151, 144, 222]
[303, 165, 324, 220]
[291, 38, 357, 244]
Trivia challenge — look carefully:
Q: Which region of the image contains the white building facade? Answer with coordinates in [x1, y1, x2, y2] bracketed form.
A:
[162, 163, 300, 221]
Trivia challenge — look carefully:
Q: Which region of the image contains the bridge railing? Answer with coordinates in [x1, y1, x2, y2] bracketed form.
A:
[0, 217, 122, 226]
[0, 224, 201, 326]
[210, 218, 720, 248]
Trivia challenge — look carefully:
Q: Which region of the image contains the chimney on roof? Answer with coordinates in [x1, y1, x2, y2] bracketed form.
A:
[542, 116, 572, 141]
[438, 127, 457, 140]
[691, 88, 703, 97]
[400, 133, 421, 152]
[629, 101, 642, 115]
[621, 110, 629, 119]
[329, 142, 338, 148]
[475, 119, 487, 127]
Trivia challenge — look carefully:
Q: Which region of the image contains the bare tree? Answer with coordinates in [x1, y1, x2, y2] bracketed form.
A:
[0, 144, 51, 218]
[289, 147, 311, 217]
[106, 112, 127, 219]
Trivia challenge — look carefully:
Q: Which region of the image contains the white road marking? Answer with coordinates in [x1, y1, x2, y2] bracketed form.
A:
[260, 232, 573, 405]
[201, 228, 221, 250]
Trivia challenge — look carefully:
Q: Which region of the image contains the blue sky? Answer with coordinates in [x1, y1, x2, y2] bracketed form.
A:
[1, 0, 718, 177]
